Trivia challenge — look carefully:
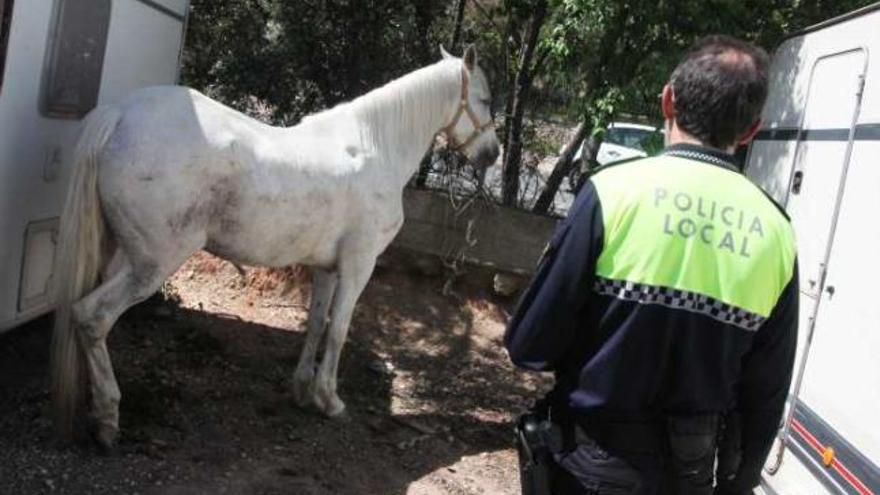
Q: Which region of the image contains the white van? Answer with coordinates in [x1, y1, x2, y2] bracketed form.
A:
[746, 3, 880, 493]
[0, 0, 189, 333]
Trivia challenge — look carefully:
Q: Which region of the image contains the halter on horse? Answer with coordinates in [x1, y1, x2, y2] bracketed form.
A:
[442, 66, 495, 152]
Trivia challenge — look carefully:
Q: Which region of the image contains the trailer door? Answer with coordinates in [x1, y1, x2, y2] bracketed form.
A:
[785, 48, 867, 300]
[774, 47, 877, 493]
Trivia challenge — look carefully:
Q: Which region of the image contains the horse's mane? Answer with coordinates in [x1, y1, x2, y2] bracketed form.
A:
[301, 59, 461, 155]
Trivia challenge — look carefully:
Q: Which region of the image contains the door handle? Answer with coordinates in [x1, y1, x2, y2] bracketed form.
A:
[791, 170, 804, 194]
[826, 285, 835, 299]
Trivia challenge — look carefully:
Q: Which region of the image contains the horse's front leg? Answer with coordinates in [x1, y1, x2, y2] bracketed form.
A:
[312, 252, 376, 417]
[293, 267, 339, 407]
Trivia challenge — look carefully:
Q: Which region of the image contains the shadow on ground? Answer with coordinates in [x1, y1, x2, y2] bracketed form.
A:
[0, 255, 546, 495]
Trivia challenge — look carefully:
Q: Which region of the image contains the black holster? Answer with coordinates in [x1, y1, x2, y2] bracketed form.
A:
[515, 408, 563, 495]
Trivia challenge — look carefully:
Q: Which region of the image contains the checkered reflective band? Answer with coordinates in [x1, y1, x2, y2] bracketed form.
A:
[593, 277, 766, 331]
[661, 149, 738, 171]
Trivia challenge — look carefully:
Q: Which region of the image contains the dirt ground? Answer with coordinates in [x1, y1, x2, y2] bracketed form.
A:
[0, 250, 551, 495]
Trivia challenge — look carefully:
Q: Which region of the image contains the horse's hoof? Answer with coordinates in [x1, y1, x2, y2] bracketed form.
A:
[93, 425, 118, 455]
[322, 396, 347, 419]
[327, 407, 351, 422]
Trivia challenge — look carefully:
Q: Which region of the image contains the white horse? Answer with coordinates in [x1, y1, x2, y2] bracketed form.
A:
[51, 45, 499, 450]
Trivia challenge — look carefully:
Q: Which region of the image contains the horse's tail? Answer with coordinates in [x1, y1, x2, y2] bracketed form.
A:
[51, 105, 121, 439]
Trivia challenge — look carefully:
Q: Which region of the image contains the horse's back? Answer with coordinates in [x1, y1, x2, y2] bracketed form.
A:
[92, 86, 363, 269]
[110, 85, 269, 146]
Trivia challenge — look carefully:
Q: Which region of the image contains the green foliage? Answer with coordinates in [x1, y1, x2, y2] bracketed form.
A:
[181, 0, 878, 138]
[533, 0, 877, 128]
[182, 0, 448, 124]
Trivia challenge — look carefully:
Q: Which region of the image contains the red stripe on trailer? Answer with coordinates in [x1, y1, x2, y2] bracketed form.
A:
[791, 419, 874, 495]
[791, 418, 823, 451]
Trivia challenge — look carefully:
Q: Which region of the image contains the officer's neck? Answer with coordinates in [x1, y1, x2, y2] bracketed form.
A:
[665, 121, 737, 155]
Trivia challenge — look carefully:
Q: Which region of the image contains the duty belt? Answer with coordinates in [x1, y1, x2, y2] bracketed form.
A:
[574, 418, 664, 455]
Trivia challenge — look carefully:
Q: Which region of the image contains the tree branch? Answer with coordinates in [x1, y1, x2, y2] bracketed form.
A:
[469, 0, 505, 37]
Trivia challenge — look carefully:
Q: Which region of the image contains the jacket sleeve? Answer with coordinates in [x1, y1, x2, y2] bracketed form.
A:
[503, 179, 604, 371]
[718, 262, 799, 494]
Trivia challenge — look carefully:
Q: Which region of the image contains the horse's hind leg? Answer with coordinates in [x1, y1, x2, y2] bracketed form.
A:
[312, 252, 376, 417]
[293, 267, 339, 407]
[72, 249, 192, 449]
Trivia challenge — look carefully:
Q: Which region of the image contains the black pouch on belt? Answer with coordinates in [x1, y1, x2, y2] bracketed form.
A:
[556, 427, 645, 495]
[665, 414, 719, 495]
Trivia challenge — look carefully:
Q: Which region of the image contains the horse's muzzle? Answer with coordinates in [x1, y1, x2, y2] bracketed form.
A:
[473, 143, 500, 168]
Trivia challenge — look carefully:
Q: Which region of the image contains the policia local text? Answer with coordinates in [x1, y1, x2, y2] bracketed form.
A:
[655, 187, 764, 258]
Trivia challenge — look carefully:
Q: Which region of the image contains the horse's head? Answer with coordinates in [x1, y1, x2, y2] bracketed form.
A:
[441, 45, 500, 168]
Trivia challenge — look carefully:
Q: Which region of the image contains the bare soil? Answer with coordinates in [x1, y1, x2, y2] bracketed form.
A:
[0, 249, 550, 495]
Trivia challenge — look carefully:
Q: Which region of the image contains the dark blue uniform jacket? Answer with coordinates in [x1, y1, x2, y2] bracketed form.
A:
[505, 144, 799, 492]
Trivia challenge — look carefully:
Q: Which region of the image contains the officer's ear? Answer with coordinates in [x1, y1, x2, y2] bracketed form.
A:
[661, 84, 675, 120]
[737, 119, 763, 146]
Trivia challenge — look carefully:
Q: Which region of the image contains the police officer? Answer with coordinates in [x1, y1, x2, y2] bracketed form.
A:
[506, 35, 798, 495]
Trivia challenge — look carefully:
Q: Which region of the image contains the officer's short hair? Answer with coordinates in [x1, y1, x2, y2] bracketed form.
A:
[669, 35, 770, 149]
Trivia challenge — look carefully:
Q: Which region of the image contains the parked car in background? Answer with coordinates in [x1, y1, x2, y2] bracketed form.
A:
[563, 122, 663, 193]
[595, 122, 664, 165]
[566, 121, 663, 167]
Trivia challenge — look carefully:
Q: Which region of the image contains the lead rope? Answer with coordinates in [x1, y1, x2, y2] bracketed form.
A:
[434, 63, 497, 296]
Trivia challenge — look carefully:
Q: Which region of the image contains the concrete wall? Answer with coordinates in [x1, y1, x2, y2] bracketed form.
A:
[394, 188, 560, 275]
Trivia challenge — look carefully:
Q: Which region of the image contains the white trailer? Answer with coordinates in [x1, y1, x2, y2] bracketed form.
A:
[747, 3, 880, 494]
[0, 0, 189, 332]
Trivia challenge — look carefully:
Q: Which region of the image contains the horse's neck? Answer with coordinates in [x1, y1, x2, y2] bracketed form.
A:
[351, 62, 460, 187]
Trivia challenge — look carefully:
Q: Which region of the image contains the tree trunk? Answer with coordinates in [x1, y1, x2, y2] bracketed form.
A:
[532, 121, 589, 214]
[500, 16, 518, 151]
[573, 132, 604, 194]
[449, 0, 467, 52]
[501, 1, 547, 207]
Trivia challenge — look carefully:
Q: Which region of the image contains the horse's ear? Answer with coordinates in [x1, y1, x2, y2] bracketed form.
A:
[463, 44, 477, 71]
[440, 45, 453, 60]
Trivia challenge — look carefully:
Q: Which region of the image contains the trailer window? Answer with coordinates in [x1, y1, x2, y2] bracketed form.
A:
[41, 0, 111, 119]
[0, 0, 13, 93]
